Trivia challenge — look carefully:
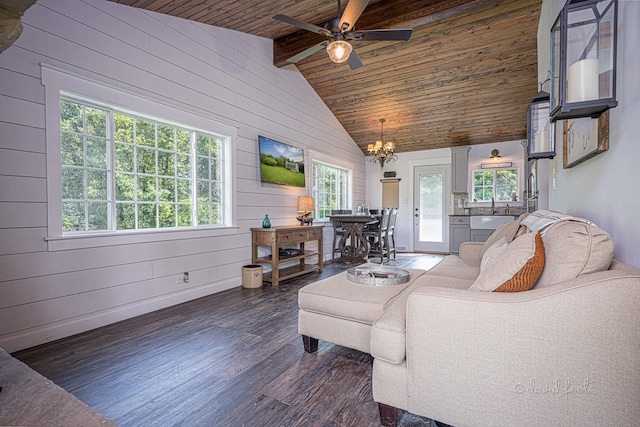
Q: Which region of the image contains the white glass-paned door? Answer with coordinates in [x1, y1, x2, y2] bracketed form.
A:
[413, 165, 450, 252]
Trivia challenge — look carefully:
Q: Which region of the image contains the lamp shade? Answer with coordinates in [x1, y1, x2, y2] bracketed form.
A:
[297, 196, 314, 213]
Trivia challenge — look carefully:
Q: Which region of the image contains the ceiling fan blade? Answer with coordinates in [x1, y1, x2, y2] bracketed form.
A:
[347, 49, 364, 71]
[287, 42, 328, 63]
[339, 0, 370, 32]
[353, 29, 413, 41]
[273, 14, 332, 37]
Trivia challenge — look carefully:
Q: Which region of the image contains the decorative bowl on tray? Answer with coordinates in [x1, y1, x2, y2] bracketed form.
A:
[347, 266, 410, 286]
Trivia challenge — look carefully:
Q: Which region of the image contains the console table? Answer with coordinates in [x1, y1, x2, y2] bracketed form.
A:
[251, 225, 323, 286]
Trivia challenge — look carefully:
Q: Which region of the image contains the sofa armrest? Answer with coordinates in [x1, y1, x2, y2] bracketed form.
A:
[458, 241, 482, 261]
[404, 270, 640, 427]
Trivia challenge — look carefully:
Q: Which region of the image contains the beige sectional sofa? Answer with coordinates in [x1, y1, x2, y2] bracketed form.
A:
[298, 212, 640, 427]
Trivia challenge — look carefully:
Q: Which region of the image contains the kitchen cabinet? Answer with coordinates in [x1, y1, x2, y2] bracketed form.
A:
[451, 147, 470, 193]
[470, 229, 494, 243]
[449, 216, 470, 254]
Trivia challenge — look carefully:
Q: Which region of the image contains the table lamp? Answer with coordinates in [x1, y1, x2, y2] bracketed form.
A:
[296, 196, 314, 226]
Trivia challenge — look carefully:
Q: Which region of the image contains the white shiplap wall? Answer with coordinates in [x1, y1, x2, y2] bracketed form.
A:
[0, 0, 365, 352]
[538, 0, 640, 268]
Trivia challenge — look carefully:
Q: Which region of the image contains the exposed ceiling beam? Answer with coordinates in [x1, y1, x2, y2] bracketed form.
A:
[273, 0, 500, 68]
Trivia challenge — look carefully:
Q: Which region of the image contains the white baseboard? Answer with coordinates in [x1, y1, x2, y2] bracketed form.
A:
[0, 278, 240, 353]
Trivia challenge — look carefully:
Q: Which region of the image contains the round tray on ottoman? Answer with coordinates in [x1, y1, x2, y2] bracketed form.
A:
[346, 266, 410, 286]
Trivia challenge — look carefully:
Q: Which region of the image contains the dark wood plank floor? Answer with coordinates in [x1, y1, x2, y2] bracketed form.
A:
[12, 254, 445, 427]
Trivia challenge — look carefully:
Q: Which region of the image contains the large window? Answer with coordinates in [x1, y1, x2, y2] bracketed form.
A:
[472, 169, 519, 202]
[312, 161, 351, 220]
[60, 97, 229, 233]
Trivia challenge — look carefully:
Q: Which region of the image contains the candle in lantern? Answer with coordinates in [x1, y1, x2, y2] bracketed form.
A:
[567, 58, 599, 103]
[534, 131, 550, 152]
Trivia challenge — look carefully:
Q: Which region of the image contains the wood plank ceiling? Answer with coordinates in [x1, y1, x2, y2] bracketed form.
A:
[109, 0, 542, 154]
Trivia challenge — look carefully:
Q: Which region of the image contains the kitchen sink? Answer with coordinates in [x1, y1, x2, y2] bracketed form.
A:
[470, 215, 515, 230]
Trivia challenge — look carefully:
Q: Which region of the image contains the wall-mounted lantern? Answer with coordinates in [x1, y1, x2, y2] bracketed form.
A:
[527, 89, 555, 160]
[550, 0, 618, 122]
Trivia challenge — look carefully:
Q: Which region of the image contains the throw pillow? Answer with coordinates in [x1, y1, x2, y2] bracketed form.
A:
[480, 218, 522, 256]
[536, 221, 614, 288]
[480, 237, 508, 271]
[470, 231, 545, 292]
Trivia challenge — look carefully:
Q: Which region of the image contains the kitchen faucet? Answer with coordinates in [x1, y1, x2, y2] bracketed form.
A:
[491, 197, 496, 215]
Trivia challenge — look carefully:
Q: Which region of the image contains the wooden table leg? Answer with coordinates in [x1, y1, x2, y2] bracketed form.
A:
[271, 238, 279, 286]
[317, 232, 323, 272]
[337, 222, 370, 262]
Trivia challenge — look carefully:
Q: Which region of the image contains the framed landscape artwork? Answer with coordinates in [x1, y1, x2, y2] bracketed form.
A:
[563, 110, 609, 168]
[258, 135, 305, 187]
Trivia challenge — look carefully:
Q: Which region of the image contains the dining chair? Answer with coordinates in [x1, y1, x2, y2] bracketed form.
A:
[364, 208, 390, 264]
[386, 208, 398, 260]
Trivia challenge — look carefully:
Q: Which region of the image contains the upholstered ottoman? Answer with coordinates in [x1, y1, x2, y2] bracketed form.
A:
[298, 265, 427, 354]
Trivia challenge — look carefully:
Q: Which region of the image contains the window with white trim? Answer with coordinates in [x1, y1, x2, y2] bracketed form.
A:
[312, 160, 351, 220]
[472, 168, 519, 202]
[60, 97, 229, 233]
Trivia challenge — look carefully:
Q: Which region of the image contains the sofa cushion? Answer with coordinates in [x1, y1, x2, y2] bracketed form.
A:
[470, 231, 545, 292]
[371, 274, 473, 364]
[536, 221, 614, 288]
[428, 255, 480, 281]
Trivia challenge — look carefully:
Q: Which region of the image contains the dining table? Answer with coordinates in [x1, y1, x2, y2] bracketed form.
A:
[329, 214, 380, 263]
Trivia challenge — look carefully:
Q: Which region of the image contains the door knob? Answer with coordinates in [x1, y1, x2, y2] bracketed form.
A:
[414, 214, 419, 217]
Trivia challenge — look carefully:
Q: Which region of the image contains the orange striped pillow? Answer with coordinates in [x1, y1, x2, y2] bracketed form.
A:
[470, 231, 545, 292]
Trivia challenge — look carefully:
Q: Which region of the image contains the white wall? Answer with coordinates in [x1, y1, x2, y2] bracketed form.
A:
[0, 0, 365, 352]
[538, 0, 640, 268]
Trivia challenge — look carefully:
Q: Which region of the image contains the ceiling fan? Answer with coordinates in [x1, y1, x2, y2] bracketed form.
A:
[273, 0, 413, 70]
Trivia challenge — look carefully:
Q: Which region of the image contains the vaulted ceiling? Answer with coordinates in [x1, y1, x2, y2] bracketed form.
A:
[108, 0, 542, 154]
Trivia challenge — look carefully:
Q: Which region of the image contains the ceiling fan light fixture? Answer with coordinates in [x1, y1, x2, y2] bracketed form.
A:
[326, 40, 352, 63]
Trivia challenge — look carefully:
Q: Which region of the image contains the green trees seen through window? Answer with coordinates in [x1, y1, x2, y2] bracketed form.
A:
[60, 99, 226, 233]
[312, 161, 350, 220]
[472, 169, 518, 202]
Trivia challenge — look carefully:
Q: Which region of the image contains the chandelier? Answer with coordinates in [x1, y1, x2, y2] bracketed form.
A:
[367, 118, 397, 169]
